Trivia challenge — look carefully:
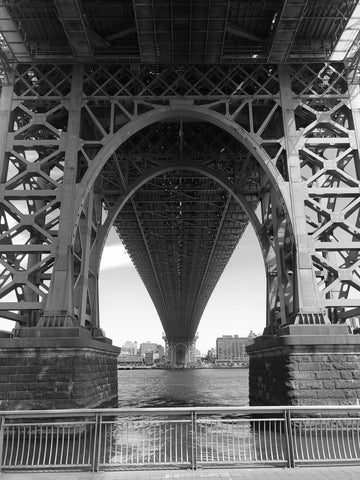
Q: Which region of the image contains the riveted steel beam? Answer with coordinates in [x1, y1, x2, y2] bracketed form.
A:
[0, 0, 32, 62]
[53, 0, 93, 59]
[267, 0, 308, 63]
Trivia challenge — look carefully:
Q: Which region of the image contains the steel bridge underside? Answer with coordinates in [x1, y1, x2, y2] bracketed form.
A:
[101, 123, 261, 340]
[2, 0, 360, 407]
[0, 0, 360, 343]
[0, 0, 357, 65]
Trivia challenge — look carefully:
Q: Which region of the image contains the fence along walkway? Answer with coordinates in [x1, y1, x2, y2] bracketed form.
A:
[1, 406, 360, 471]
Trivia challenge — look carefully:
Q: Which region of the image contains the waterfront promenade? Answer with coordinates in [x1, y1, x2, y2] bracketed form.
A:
[1, 467, 360, 480]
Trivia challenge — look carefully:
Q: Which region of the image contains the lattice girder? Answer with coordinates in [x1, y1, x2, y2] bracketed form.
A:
[281, 63, 360, 323]
[1, 61, 359, 335]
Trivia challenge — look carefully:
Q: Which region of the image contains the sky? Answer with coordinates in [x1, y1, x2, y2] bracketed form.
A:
[99, 225, 266, 354]
[0, 223, 266, 355]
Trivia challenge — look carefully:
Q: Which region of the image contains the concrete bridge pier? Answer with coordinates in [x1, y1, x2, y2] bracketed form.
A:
[247, 324, 360, 406]
[0, 315, 119, 410]
[165, 337, 197, 368]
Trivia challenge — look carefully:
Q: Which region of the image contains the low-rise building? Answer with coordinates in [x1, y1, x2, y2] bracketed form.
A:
[140, 342, 158, 355]
[121, 341, 138, 356]
[145, 351, 154, 365]
[117, 355, 144, 368]
[215, 335, 252, 367]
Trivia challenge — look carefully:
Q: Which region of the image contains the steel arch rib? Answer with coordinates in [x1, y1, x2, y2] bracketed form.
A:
[95, 161, 267, 274]
[73, 106, 291, 231]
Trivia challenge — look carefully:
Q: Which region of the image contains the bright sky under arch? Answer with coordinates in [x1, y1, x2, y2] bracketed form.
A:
[99, 224, 266, 354]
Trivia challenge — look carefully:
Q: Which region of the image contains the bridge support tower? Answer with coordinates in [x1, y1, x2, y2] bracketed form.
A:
[247, 64, 360, 406]
[164, 337, 197, 369]
[1, 60, 360, 407]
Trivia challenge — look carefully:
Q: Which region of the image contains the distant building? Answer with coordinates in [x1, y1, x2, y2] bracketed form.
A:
[157, 344, 165, 359]
[215, 335, 253, 367]
[120, 341, 138, 356]
[145, 351, 154, 365]
[140, 342, 158, 355]
[206, 348, 217, 363]
[117, 355, 144, 368]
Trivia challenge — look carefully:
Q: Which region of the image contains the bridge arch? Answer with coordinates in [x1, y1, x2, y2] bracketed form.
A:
[74, 105, 291, 230]
[88, 115, 295, 338]
[96, 159, 286, 338]
[96, 162, 268, 272]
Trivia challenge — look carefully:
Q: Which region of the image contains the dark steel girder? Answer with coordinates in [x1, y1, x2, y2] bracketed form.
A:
[267, 0, 309, 63]
[0, 0, 358, 63]
[53, 0, 94, 59]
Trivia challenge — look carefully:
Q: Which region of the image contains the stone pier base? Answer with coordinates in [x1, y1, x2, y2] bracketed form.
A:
[0, 327, 120, 410]
[247, 325, 360, 406]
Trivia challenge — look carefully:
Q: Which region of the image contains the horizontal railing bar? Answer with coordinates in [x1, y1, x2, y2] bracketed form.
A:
[101, 420, 192, 424]
[4, 465, 92, 469]
[290, 417, 360, 420]
[197, 460, 287, 464]
[3, 421, 96, 426]
[295, 459, 360, 463]
[197, 418, 286, 422]
[3, 405, 360, 418]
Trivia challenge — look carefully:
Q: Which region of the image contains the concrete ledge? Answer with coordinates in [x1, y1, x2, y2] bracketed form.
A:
[248, 328, 360, 354]
[0, 335, 120, 354]
[18, 326, 92, 339]
[279, 324, 350, 336]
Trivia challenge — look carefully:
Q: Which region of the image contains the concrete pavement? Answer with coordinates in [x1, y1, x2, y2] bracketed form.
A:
[1, 467, 360, 480]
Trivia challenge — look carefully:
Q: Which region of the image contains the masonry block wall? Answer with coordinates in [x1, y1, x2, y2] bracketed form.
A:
[0, 333, 120, 410]
[247, 327, 360, 406]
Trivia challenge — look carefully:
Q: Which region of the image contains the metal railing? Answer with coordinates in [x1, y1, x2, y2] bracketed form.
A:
[1, 406, 360, 471]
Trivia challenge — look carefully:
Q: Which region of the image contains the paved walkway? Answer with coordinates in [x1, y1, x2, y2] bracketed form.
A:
[1, 467, 360, 480]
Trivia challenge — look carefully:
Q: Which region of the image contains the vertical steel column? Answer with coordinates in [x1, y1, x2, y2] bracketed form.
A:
[0, 69, 17, 322]
[0, 70, 14, 177]
[39, 64, 84, 325]
[270, 188, 289, 326]
[74, 190, 98, 327]
[278, 64, 327, 322]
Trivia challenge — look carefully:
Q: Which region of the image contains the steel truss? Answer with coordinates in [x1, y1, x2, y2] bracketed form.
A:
[0, 62, 359, 341]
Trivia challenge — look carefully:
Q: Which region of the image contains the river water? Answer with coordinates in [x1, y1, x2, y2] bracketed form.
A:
[117, 368, 249, 407]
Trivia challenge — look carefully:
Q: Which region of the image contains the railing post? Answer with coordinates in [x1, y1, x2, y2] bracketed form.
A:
[191, 410, 197, 470]
[92, 413, 102, 472]
[284, 409, 295, 468]
[0, 416, 5, 472]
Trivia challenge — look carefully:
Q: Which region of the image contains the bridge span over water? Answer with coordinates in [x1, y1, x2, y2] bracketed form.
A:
[1, 0, 360, 408]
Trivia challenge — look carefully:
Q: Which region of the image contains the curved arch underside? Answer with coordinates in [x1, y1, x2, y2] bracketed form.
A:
[99, 121, 264, 339]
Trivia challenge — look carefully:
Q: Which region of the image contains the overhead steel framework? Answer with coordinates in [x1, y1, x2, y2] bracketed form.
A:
[1, 1, 360, 367]
[0, 0, 358, 65]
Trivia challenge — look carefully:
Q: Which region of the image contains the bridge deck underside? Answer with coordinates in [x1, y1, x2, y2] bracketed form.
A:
[0, 0, 357, 65]
[100, 122, 261, 338]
